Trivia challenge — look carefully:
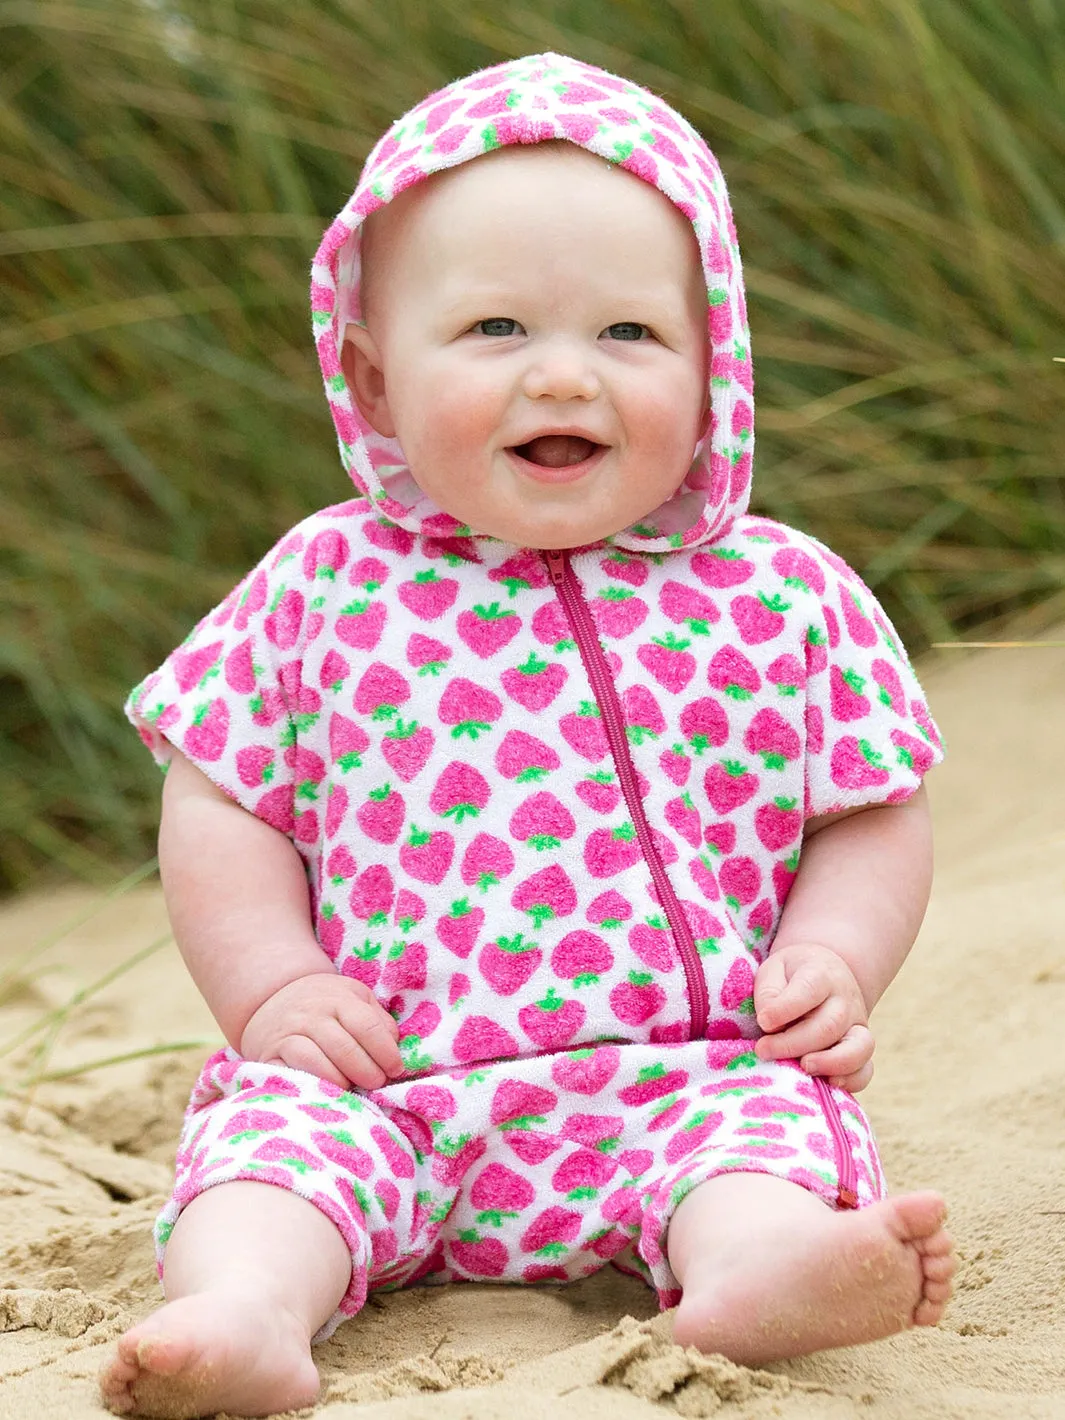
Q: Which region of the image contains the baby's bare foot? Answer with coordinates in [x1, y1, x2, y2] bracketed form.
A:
[99, 1289, 321, 1419]
[672, 1190, 954, 1365]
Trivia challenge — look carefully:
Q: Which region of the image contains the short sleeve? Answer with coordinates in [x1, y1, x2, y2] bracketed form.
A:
[799, 539, 944, 817]
[125, 517, 332, 835]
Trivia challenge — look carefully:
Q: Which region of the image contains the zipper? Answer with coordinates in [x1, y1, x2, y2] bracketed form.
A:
[543, 548, 709, 1039]
[810, 1075, 859, 1209]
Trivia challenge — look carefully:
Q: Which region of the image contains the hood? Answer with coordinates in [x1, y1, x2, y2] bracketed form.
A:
[310, 51, 753, 554]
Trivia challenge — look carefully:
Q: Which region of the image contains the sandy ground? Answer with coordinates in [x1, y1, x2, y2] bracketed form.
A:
[1, 632, 1063, 1419]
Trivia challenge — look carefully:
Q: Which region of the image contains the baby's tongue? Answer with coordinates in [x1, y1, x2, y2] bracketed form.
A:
[519, 435, 596, 467]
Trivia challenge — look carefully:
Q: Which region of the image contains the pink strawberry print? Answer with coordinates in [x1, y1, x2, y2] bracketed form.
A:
[302, 528, 349, 582]
[355, 784, 405, 844]
[518, 988, 586, 1049]
[664, 1108, 724, 1165]
[618, 1063, 690, 1106]
[470, 1163, 536, 1226]
[399, 824, 455, 884]
[559, 702, 609, 762]
[729, 591, 790, 645]
[172, 641, 223, 694]
[500, 652, 567, 710]
[449, 1231, 508, 1278]
[609, 971, 666, 1025]
[479, 932, 542, 996]
[316, 903, 344, 956]
[381, 720, 434, 782]
[601, 551, 648, 586]
[575, 771, 621, 813]
[691, 548, 754, 588]
[511, 865, 577, 928]
[664, 792, 702, 848]
[354, 662, 411, 720]
[551, 1148, 617, 1200]
[591, 586, 648, 638]
[347, 555, 388, 592]
[872, 658, 905, 714]
[772, 850, 800, 906]
[637, 634, 696, 692]
[349, 864, 393, 925]
[224, 639, 256, 694]
[660, 744, 692, 786]
[460, 833, 514, 891]
[325, 843, 356, 883]
[744, 707, 801, 770]
[495, 730, 560, 783]
[679, 697, 729, 756]
[707, 645, 761, 700]
[622, 684, 666, 743]
[236, 745, 275, 788]
[720, 857, 761, 912]
[520, 1205, 582, 1257]
[531, 600, 574, 651]
[831, 736, 891, 790]
[841, 587, 878, 647]
[586, 889, 633, 928]
[395, 1001, 442, 1073]
[703, 820, 736, 857]
[551, 929, 613, 987]
[335, 597, 386, 650]
[429, 761, 491, 823]
[704, 760, 759, 815]
[448, 971, 471, 1007]
[183, 697, 229, 761]
[830, 666, 871, 722]
[892, 728, 935, 776]
[438, 678, 503, 740]
[457, 602, 521, 657]
[584, 822, 642, 877]
[628, 916, 674, 971]
[550, 1044, 621, 1095]
[489, 550, 549, 597]
[509, 792, 576, 851]
[755, 796, 801, 851]
[380, 939, 428, 993]
[397, 568, 459, 620]
[452, 1016, 518, 1064]
[659, 580, 719, 634]
[328, 712, 369, 771]
[319, 648, 350, 692]
[766, 653, 805, 698]
[771, 546, 825, 596]
[720, 956, 755, 1013]
[435, 898, 484, 959]
[406, 633, 452, 677]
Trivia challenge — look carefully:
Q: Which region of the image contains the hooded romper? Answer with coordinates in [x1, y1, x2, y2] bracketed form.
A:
[127, 53, 944, 1338]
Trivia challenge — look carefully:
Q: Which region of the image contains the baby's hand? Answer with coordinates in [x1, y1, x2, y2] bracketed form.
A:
[240, 972, 403, 1090]
[753, 942, 874, 1092]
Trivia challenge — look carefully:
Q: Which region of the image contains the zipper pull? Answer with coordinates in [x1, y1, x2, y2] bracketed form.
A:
[543, 549, 567, 586]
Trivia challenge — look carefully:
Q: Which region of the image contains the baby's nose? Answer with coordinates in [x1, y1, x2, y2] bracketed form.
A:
[522, 341, 600, 402]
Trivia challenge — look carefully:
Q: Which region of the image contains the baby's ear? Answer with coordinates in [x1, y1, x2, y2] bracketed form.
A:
[340, 322, 396, 438]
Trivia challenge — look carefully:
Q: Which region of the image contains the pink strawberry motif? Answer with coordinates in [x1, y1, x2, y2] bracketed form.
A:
[319, 648, 350, 692]
[665, 792, 702, 848]
[609, 971, 666, 1025]
[495, 730, 560, 783]
[393, 888, 425, 932]
[729, 591, 789, 645]
[395, 1001, 442, 1073]
[342, 936, 381, 989]
[236, 745, 274, 788]
[749, 898, 774, 940]
[362, 518, 415, 557]
[328, 713, 369, 771]
[755, 797, 801, 852]
[679, 696, 729, 754]
[452, 1016, 519, 1064]
[500, 652, 568, 710]
[325, 784, 349, 839]
[806, 704, 824, 755]
[184, 698, 229, 761]
[490, 1079, 558, 1129]
[511, 865, 577, 927]
[691, 549, 754, 588]
[509, 792, 576, 851]
[356, 784, 405, 844]
[435, 898, 484, 959]
[479, 932, 542, 996]
[586, 889, 633, 928]
[349, 864, 394, 925]
[659, 580, 720, 634]
[316, 903, 344, 956]
[489, 550, 549, 596]
[891, 728, 935, 776]
[766, 653, 805, 698]
[438, 678, 503, 740]
[254, 784, 294, 834]
[618, 1063, 690, 1106]
[628, 917, 674, 971]
[173, 641, 223, 693]
[872, 658, 905, 714]
[659, 744, 691, 786]
[399, 824, 455, 884]
[457, 602, 521, 657]
[428, 760, 491, 823]
[590, 586, 647, 638]
[470, 1163, 536, 1226]
[448, 972, 471, 1007]
[380, 939, 428, 992]
[636, 634, 696, 693]
[460, 832, 515, 891]
[335, 598, 386, 651]
[518, 988, 586, 1049]
[830, 666, 871, 722]
[771, 546, 825, 596]
[831, 736, 891, 790]
[664, 1108, 724, 1165]
[601, 552, 648, 586]
[430, 1133, 488, 1187]
[703, 821, 736, 856]
[704, 760, 759, 815]
[707, 645, 761, 700]
[347, 555, 388, 591]
[720, 857, 761, 911]
[325, 844, 357, 884]
[397, 568, 459, 620]
[551, 1148, 617, 1200]
[551, 930, 613, 987]
[622, 684, 666, 743]
[449, 1231, 508, 1277]
[225, 639, 256, 694]
[744, 707, 801, 770]
[531, 600, 574, 650]
[550, 1044, 621, 1095]
[406, 633, 451, 677]
[575, 772, 621, 813]
[353, 665, 409, 723]
[584, 822, 642, 877]
[302, 528, 349, 581]
[720, 956, 755, 1013]
[805, 624, 829, 675]
[772, 850, 800, 906]
[841, 587, 878, 647]
[381, 719, 434, 782]
[520, 1206, 582, 1257]
[559, 702, 609, 761]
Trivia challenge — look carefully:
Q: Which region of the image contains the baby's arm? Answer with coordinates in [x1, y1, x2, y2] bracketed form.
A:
[159, 748, 402, 1089]
[754, 784, 933, 1091]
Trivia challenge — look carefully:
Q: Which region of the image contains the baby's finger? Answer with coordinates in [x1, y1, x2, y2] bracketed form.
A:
[756, 996, 850, 1061]
[308, 1018, 393, 1089]
[830, 1060, 875, 1093]
[799, 1024, 875, 1079]
[337, 1001, 404, 1079]
[272, 1036, 351, 1090]
[755, 962, 830, 1033]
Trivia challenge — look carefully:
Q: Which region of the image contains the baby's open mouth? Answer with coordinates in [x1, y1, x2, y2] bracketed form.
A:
[511, 435, 603, 468]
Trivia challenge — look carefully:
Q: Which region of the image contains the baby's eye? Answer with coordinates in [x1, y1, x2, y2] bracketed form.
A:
[603, 322, 651, 342]
[474, 318, 522, 337]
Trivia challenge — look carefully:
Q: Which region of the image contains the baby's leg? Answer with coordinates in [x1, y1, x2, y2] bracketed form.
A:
[100, 1181, 351, 1418]
[666, 1171, 954, 1364]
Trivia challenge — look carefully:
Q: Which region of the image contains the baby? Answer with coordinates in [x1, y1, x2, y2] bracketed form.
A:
[103, 51, 954, 1419]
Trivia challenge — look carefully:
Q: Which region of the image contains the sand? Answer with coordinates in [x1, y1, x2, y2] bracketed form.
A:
[1, 632, 1063, 1419]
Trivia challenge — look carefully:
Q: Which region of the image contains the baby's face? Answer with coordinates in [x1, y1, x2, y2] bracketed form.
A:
[343, 143, 708, 549]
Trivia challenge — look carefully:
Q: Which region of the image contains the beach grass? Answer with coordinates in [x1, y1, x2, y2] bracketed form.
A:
[1, 0, 1063, 890]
